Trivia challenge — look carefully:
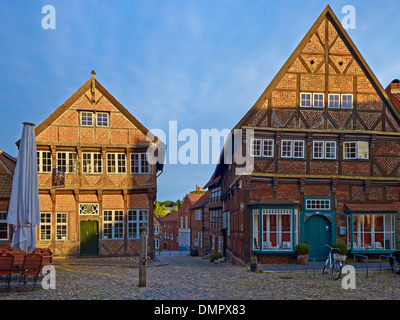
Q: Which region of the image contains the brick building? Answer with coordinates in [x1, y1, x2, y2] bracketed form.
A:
[30, 71, 165, 259]
[153, 214, 162, 253]
[177, 189, 203, 251]
[160, 210, 179, 251]
[0, 150, 16, 247]
[207, 6, 400, 265]
[189, 190, 209, 256]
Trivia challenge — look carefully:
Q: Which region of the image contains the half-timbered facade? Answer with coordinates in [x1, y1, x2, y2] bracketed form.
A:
[31, 71, 165, 259]
[208, 6, 400, 265]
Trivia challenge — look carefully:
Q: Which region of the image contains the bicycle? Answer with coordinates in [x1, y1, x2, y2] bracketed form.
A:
[322, 244, 343, 280]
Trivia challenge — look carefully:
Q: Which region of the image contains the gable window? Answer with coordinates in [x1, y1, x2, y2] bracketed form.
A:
[56, 152, 74, 173]
[313, 141, 337, 160]
[131, 153, 149, 174]
[37, 151, 52, 173]
[0, 212, 8, 240]
[281, 140, 305, 159]
[313, 93, 324, 108]
[107, 153, 126, 173]
[341, 94, 353, 109]
[82, 153, 102, 173]
[103, 210, 124, 239]
[81, 112, 93, 126]
[343, 141, 369, 160]
[96, 112, 109, 127]
[300, 93, 311, 107]
[127, 209, 148, 239]
[250, 139, 262, 157]
[250, 139, 274, 157]
[328, 94, 340, 108]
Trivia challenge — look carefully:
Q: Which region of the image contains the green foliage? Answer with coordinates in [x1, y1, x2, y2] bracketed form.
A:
[295, 243, 311, 255]
[209, 253, 223, 262]
[332, 242, 348, 255]
[154, 202, 167, 218]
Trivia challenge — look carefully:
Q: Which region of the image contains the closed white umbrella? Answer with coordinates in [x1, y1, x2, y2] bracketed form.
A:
[7, 122, 40, 254]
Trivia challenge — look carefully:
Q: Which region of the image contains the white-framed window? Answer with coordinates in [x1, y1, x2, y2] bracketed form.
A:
[263, 139, 274, 157]
[131, 153, 149, 174]
[127, 209, 148, 239]
[81, 112, 93, 126]
[250, 139, 262, 157]
[328, 94, 340, 108]
[154, 226, 159, 235]
[56, 212, 68, 240]
[107, 153, 126, 174]
[300, 93, 312, 107]
[211, 235, 215, 250]
[56, 152, 75, 173]
[82, 153, 102, 173]
[185, 216, 188, 229]
[96, 112, 109, 127]
[305, 198, 331, 211]
[103, 210, 124, 239]
[350, 214, 395, 251]
[180, 217, 183, 228]
[195, 209, 201, 220]
[0, 212, 8, 241]
[155, 239, 159, 249]
[37, 151, 52, 173]
[313, 141, 337, 160]
[40, 212, 52, 240]
[313, 93, 324, 108]
[341, 94, 353, 109]
[281, 140, 305, 159]
[343, 141, 369, 160]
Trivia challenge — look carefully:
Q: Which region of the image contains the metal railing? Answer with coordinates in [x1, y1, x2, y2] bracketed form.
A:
[353, 253, 368, 278]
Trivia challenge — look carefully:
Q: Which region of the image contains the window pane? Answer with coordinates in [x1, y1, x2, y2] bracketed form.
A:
[263, 139, 274, 157]
[281, 140, 292, 158]
[358, 142, 369, 159]
[81, 112, 93, 126]
[342, 95, 353, 109]
[300, 93, 311, 107]
[251, 139, 261, 157]
[97, 113, 108, 126]
[325, 141, 336, 159]
[328, 94, 340, 108]
[313, 141, 324, 159]
[293, 140, 304, 158]
[253, 210, 259, 250]
[313, 93, 324, 108]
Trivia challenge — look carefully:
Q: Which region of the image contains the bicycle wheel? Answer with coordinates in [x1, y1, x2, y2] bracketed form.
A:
[322, 258, 329, 274]
[331, 260, 342, 280]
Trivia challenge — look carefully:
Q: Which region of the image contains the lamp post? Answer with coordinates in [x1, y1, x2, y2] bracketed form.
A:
[139, 225, 147, 287]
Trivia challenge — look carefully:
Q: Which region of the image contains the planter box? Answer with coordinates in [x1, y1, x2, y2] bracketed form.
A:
[297, 254, 308, 265]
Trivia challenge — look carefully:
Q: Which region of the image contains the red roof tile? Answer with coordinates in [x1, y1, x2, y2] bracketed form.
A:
[345, 202, 399, 213]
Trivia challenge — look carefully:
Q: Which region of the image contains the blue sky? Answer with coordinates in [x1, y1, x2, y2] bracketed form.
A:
[1, 0, 400, 201]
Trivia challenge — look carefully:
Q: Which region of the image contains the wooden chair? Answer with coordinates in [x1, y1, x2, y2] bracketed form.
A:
[33, 248, 52, 269]
[0, 253, 14, 293]
[17, 254, 42, 292]
[9, 249, 26, 276]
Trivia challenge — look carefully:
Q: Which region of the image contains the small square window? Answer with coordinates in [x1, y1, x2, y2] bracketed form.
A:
[341, 94, 353, 109]
[262, 139, 274, 157]
[300, 93, 312, 107]
[81, 112, 93, 126]
[97, 113, 109, 126]
[328, 94, 340, 108]
[313, 93, 324, 108]
[251, 139, 262, 157]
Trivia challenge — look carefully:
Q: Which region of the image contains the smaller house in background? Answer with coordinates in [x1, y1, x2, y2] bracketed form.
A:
[160, 210, 179, 251]
[177, 187, 204, 251]
[0, 149, 17, 247]
[153, 214, 162, 253]
[189, 190, 209, 256]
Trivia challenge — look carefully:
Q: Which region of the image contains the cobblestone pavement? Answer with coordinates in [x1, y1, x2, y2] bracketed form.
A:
[1, 255, 400, 300]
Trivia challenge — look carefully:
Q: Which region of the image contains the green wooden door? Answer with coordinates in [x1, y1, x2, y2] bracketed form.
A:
[80, 221, 98, 256]
[304, 215, 331, 260]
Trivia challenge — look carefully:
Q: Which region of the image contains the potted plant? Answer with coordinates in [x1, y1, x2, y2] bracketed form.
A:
[295, 243, 310, 265]
[332, 242, 347, 262]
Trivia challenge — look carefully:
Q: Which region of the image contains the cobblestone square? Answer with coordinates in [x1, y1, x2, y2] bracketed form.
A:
[1, 255, 399, 300]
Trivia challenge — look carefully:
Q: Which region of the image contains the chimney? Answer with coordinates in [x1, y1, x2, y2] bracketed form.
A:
[390, 79, 400, 93]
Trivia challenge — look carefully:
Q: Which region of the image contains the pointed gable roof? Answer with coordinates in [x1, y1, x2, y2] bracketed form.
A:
[0, 149, 16, 198]
[235, 5, 400, 129]
[19, 71, 165, 152]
